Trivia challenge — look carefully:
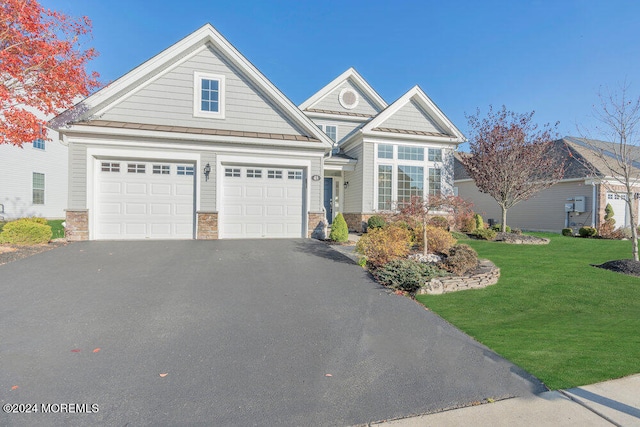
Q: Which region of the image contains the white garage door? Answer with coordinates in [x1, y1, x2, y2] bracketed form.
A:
[221, 166, 304, 238]
[606, 192, 629, 228]
[95, 161, 195, 239]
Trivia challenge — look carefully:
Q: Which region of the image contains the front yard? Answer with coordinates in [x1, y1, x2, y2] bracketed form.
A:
[416, 233, 640, 390]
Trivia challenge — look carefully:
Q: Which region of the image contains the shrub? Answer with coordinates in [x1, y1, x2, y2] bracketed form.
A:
[439, 244, 479, 276]
[375, 258, 448, 293]
[578, 226, 598, 238]
[367, 215, 387, 230]
[491, 223, 511, 233]
[414, 225, 456, 254]
[511, 228, 522, 235]
[604, 203, 615, 224]
[562, 228, 574, 236]
[472, 228, 496, 240]
[329, 213, 349, 242]
[0, 218, 52, 245]
[355, 225, 411, 268]
[28, 217, 48, 225]
[598, 221, 614, 238]
[458, 214, 477, 233]
[474, 213, 484, 230]
[428, 215, 449, 230]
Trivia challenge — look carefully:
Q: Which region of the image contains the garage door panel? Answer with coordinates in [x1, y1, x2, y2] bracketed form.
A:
[175, 183, 193, 196]
[100, 182, 122, 194]
[150, 183, 172, 195]
[245, 205, 263, 216]
[95, 160, 194, 240]
[99, 203, 122, 214]
[221, 166, 304, 238]
[125, 203, 147, 215]
[267, 187, 284, 198]
[150, 203, 171, 215]
[245, 186, 263, 198]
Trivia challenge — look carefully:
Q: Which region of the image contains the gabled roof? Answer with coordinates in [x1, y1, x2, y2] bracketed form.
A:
[52, 23, 333, 149]
[360, 86, 466, 143]
[299, 68, 387, 116]
[453, 137, 640, 182]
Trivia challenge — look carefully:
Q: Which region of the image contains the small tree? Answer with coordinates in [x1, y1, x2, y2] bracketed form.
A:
[329, 213, 348, 242]
[578, 83, 640, 261]
[396, 195, 469, 256]
[461, 106, 565, 231]
[1, 0, 100, 146]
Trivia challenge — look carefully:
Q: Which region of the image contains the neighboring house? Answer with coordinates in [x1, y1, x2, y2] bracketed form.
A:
[454, 136, 640, 232]
[0, 119, 67, 220]
[301, 69, 466, 231]
[51, 23, 465, 241]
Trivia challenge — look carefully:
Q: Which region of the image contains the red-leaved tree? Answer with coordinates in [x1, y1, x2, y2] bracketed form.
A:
[1, 0, 100, 146]
[461, 106, 565, 231]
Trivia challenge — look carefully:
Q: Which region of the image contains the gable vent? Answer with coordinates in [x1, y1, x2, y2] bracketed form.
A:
[339, 88, 359, 110]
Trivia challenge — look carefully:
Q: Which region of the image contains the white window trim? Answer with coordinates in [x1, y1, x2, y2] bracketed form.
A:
[317, 123, 338, 143]
[193, 71, 225, 119]
[373, 143, 446, 211]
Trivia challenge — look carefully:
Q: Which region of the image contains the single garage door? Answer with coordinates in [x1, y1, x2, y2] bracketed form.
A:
[221, 166, 304, 238]
[95, 160, 195, 239]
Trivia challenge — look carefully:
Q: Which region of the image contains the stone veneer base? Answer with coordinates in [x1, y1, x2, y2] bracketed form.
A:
[197, 212, 219, 239]
[65, 210, 89, 241]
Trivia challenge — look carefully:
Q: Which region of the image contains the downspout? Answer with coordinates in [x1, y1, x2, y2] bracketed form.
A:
[591, 181, 597, 228]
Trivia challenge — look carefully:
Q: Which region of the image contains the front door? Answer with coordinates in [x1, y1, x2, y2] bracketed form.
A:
[324, 177, 333, 224]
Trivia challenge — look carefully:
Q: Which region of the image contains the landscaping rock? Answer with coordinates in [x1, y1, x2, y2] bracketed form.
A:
[408, 253, 442, 264]
[420, 259, 500, 294]
[495, 232, 549, 245]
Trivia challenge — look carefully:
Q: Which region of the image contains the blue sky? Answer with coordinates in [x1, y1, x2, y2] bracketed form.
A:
[42, 0, 640, 144]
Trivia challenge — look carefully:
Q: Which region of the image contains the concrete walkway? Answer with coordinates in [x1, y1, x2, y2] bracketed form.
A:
[371, 374, 640, 426]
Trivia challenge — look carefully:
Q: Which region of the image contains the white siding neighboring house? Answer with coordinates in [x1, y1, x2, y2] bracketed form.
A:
[0, 119, 67, 220]
[454, 137, 640, 233]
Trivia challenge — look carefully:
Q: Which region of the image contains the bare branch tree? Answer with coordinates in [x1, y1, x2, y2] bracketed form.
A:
[460, 106, 565, 231]
[578, 82, 640, 261]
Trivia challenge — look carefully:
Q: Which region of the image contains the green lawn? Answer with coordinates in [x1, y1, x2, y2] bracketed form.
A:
[416, 233, 640, 390]
[48, 219, 65, 239]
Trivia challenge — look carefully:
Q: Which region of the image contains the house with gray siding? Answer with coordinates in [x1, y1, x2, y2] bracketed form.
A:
[454, 137, 640, 233]
[51, 23, 465, 240]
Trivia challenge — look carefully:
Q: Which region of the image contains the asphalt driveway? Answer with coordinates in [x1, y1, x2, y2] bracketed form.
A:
[0, 240, 545, 426]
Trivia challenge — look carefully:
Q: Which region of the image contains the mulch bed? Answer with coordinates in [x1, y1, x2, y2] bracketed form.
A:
[0, 240, 69, 266]
[592, 259, 640, 278]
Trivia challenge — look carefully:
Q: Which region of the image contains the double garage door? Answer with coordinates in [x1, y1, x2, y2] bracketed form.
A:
[95, 160, 305, 240]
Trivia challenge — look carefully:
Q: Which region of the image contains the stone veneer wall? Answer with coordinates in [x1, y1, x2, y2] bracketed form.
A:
[419, 259, 500, 295]
[308, 212, 327, 238]
[197, 212, 218, 239]
[343, 213, 373, 233]
[65, 210, 89, 241]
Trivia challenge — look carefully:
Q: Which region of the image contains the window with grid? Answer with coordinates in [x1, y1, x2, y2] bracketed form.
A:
[32, 172, 45, 205]
[288, 170, 302, 180]
[177, 165, 195, 176]
[429, 168, 441, 195]
[33, 139, 45, 150]
[397, 165, 424, 206]
[246, 169, 262, 178]
[428, 148, 442, 162]
[225, 168, 240, 177]
[378, 144, 393, 159]
[398, 146, 424, 161]
[152, 165, 170, 175]
[318, 124, 338, 142]
[201, 78, 220, 112]
[377, 165, 393, 210]
[127, 163, 146, 173]
[268, 170, 283, 179]
[101, 162, 120, 172]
